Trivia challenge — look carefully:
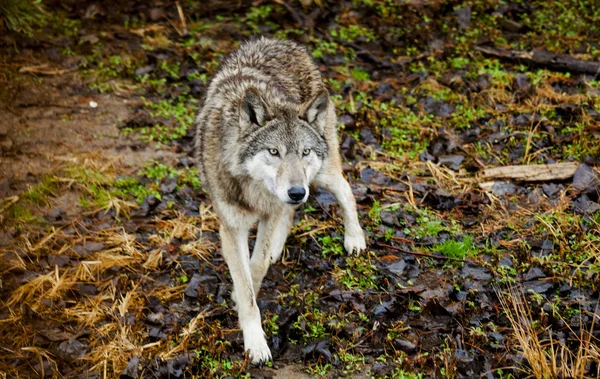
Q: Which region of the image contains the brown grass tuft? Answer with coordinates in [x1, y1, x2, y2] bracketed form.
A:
[496, 285, 600, 378]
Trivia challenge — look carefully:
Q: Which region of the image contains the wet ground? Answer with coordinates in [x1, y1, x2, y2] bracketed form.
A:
[1, 0, 599, 378]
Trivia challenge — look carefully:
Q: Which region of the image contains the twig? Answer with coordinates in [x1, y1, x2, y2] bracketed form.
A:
[175, 1, 188, 35]
[375, 242, 466, 262]
[475, 46, 600, 76]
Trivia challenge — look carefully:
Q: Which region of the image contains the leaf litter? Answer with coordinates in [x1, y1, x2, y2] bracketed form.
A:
[1, 0, 600, 378]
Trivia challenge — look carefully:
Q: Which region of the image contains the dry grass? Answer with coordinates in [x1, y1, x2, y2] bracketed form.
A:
[496, 285, 600, 379]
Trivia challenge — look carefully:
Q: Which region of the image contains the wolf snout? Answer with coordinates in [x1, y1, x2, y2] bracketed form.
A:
[287, 186, 306, 202]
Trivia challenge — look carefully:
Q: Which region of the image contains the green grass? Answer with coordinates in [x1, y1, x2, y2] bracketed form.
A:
[431, 235, 477, 260]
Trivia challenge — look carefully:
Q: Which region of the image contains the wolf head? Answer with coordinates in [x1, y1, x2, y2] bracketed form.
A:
[238, 87, 329, 205]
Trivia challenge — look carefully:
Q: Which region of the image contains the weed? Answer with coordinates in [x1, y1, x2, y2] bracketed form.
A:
[431, 235, 476, 260]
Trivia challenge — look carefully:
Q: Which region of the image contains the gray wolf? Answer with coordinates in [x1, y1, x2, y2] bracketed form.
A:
[194, 37, 366, 364]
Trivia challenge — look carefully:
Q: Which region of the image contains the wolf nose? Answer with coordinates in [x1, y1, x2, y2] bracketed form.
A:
[288, 186, 306, 202]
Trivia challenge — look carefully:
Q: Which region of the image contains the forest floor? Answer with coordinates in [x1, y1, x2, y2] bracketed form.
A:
[1, 0, 600, 378]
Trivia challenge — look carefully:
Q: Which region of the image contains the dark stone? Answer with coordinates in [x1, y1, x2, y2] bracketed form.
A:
[121, 356, 140, 379]
[47, 255, 70, 268]
[490, 181, 516, 196]
[394, 339, 417, 353]
[386, 260, 407, 276]
[77, 283, 98, 296]
[421, 97, 454, 118]
[135, 65, 155, 76]
[523, 280, 553, 294]
[514, 73, 532, 94]
[542, 183, 562, 197]
[338, 114, 355, 127]
[359, 128, 378, 146]
[460, 262, 492, 281]
[572, 194, 599, 215]
[160, 180, 177, 194]
[524, 267, 546, 281]
[57, 339, 88, 361]
[455, 6, 472, 29]
[375, 82, 394, 100]
[48, 208, 63, 221]
[438, 155, 464, 171]
[573, 164, 600, 193]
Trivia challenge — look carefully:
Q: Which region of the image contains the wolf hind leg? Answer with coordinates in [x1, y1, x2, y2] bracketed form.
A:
[315, 167, 366, 255]
[220, 223, 271, 364]
[250, 206, 294, 297]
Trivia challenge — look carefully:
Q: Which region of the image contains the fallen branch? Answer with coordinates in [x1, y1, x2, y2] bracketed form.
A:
[475, 46, 600, 76]
[375, 242, 465, 262]
[480, 162, 579, 182]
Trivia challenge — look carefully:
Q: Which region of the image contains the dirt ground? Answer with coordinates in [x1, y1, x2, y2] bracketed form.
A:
[1, 1, 600, 378]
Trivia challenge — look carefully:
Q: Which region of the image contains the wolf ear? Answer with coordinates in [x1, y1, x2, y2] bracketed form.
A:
[303, 90, 329, 133]
[240, 87, 269, 128]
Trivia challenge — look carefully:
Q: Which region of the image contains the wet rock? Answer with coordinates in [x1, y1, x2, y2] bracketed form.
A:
[74, 241, 105, 256]
[438, 155, 464, 171]
[490, 181, 516, 196]
[351, 182, 368, 202]
[542, 183, 562, 197]
[149, 327, 166, 340]
[375, 82, 394, 100]
[183, 273, 205, 298]
[499, 255, 513, 267]
[337, 114, 355, 127]
[454, 348, 474, 372]
[572, 194, 599, 215]
[572, 164, 600, 193]
[523, 280, 553, 294]
[121, 356, 140, 379]
[160, 180, 177, 194]
[57, 339, 88, 361]
[359, 128, 378, 146]
[48, 255, 70, 268]
[459, 127, 481, 143]
[455, 6, 472, 29]
[460, 262, 492, 281]
[361, 168, 392, 186]
[147, 312, 164, 324]
[135, 65, 155, 76]
[146, 194, 160, 207]
[314, 189, 337, 211]
[340, 133, 357, 160]
[48, 208, 63, 221]
[373, 299, 395, 315]
[167, 354, 189, 377]
[421, 97, 454, 118]
[380, 211, 400, 226]
[302, 339, 332, 361]
[524, 267, 546, 281]
[77, 283, 98, 296]
[514, 73, 532, 96]
[394, 339, 417, 353]
[419, 151, 435, 161]
[476, 74, 492, 91]
[386, 260, 407, 276]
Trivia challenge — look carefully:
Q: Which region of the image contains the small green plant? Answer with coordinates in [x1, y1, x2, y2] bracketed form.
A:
[318, 235, 345, 257]
[432, 235, 477, 260]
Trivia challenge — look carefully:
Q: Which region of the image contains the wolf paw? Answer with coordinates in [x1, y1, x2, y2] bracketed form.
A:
[244, 334, 272, 365]
[344, 230, 367, 255]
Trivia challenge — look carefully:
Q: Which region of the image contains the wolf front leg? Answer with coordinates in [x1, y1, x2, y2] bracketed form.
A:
[250, 207, 294, 296]
[315, 170, 366, 254]
[220, 224, 272, 364]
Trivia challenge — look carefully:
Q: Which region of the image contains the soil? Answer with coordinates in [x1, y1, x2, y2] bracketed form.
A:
[1, 1, 599, 378]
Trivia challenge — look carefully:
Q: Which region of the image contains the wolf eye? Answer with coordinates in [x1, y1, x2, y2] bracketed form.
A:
[302, 148, 311, 156]
[268, 148, 279, 156]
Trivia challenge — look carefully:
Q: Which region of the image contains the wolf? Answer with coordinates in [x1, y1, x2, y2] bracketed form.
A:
[194, 37, 366, 364]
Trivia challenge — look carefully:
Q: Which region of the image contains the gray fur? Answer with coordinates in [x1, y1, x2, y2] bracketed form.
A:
[194, 37, 366, 364]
